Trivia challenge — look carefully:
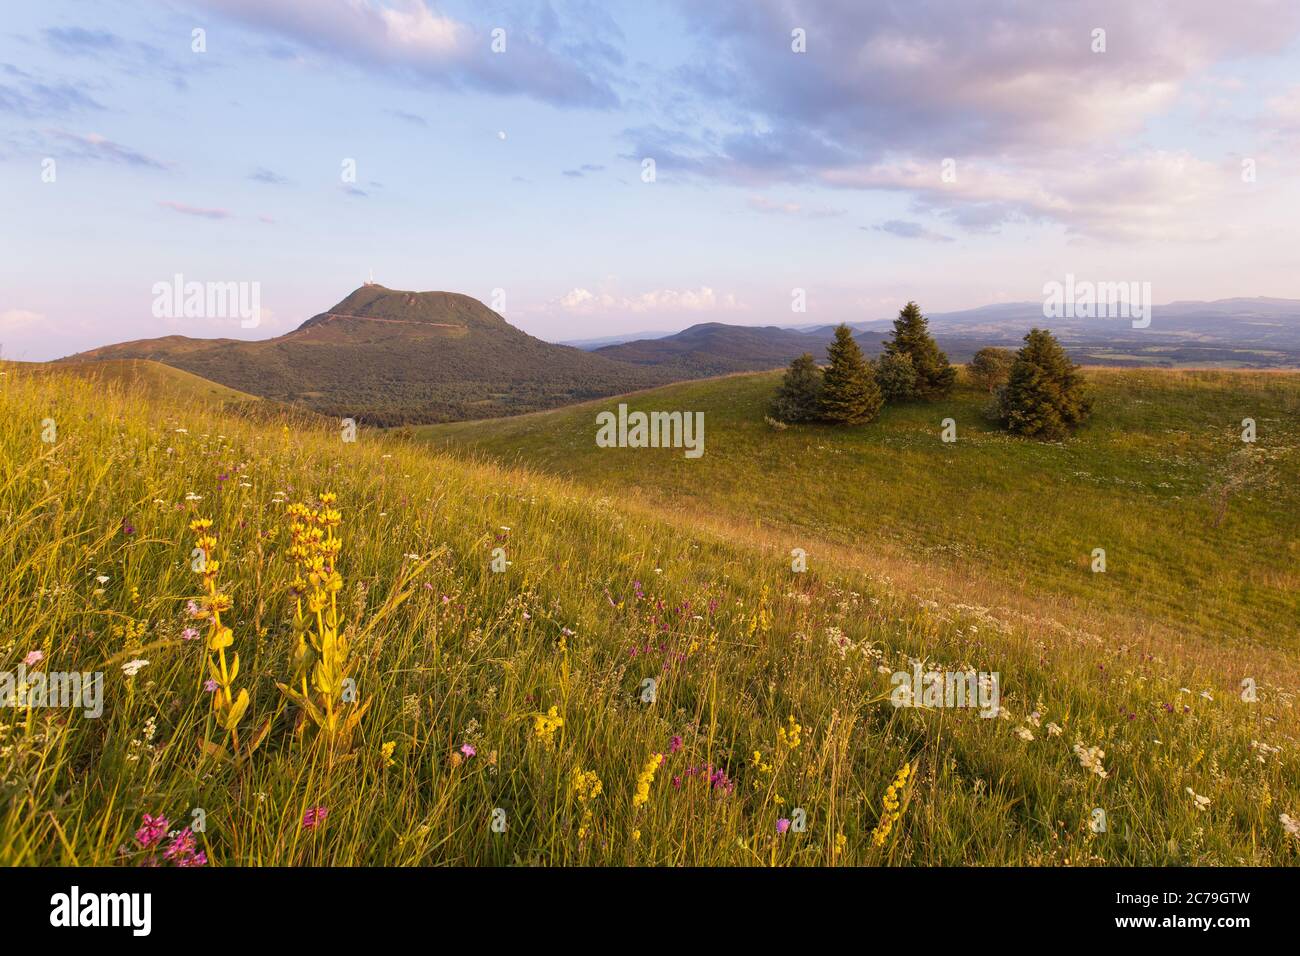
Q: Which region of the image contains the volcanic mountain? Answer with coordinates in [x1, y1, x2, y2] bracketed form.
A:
[62, 286, 673, 424]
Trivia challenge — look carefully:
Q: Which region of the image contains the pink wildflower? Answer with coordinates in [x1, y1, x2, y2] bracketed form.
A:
[134, 813, 169, 848]
[302, 806, 329, 830]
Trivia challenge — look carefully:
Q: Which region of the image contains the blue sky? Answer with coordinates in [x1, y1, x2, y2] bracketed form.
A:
[4, 0, 1300, 360]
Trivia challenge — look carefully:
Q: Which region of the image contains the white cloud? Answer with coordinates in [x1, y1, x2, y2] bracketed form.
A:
[0, 309, 44, 330]
[554, 287, 742, 314]
[823, 150, 1234, 241]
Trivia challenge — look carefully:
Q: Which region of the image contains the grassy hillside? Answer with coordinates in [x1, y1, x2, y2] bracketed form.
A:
[420, 368, 1300, 650]
[5, 358, 259, 405]
[2, 364, 1297, 867]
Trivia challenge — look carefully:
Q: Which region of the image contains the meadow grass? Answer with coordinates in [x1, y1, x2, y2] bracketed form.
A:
[421, 368, 1300, 651]
[1, 366, 1297, 866]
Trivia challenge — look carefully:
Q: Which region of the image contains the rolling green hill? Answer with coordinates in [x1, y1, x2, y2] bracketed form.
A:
[419, 367, 1300, 649]
[61, 286, 677, 425]
[4, 363, 1297, 867]
[4, 358, 259, 404]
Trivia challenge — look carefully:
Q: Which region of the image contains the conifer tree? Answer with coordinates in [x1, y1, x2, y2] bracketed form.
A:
[819, 324, 883, 425]
[882, 301, 956, 399]
[997, 328, 1092, 440]
[875, 352, 919, 403]
[968, 346, 1014, 393]
[769, 353, 823, 423]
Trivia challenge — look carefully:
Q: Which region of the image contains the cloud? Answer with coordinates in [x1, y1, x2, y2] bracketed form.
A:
[748, 195, 845, 218]
[0, 65, 104, 118]
[563, 163, 605, 177]
[386, 109, 426, 126]
[39, 26, 196, 90]
[42, 27, 124, 55]
[554, 287, 742, 314]
[671, 1, 1300, 161]
[0, 309, 44, 330]
[46, 130, 167, 168]
[868, 220, 954, 242]
[158, 200, 231, 219]
[638, 0, 1300, 237]
[249, 166, 290, 185]
[831, 151, 1232, 240]
[188, 0, 621, 108]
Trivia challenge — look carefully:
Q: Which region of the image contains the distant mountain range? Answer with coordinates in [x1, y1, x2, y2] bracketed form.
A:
[59, 291, 1300, 423]
[594, 297, 1300, 375]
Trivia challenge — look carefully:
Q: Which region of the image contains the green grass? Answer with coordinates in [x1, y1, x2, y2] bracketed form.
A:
[420, 368, 1300, 650]
[1, 365, 1297, 866]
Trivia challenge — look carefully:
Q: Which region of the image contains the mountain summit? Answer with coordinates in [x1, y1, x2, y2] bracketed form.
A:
[295, 286, 513, 333]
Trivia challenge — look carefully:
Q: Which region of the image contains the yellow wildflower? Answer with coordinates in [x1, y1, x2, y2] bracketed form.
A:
[870, 760, 915, 847]
[533, 705, 564, 745]
[776, 714, 802, 751]
[572, 767, 603, 839]
[632, 752, 663, 808]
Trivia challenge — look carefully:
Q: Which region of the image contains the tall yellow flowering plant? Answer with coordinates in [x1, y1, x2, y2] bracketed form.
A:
[277, 493, 368, 753]
[191, 517, 255, 757]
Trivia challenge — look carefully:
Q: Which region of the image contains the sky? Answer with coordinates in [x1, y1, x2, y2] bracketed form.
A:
[4, 0, 1300, 360]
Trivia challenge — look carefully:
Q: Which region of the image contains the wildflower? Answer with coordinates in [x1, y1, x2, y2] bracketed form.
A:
[1072, 741, 1109, 779]
[121, 659, 149, 677]
[180, 627, 199, 641]
[381, 741, 396, 766]
[302, 806, 329, 830]
[22, 650, 43, 667]
[191, 517, 250, 748]
[460, 744, 476, 758]
[870, 760, 914, 848]
[203, 679, 219, 693]
[632, 752, 663, 808]
[776, 714, 802, 751]
[134, 814, 169, 848]
[532, 706, 563, 745]
[572, 767, 604, 839]
[162, 828, 197, 863]
[834, 832, 847, 856]
[1046, 722, 1063, 736]
[277, 495, 363, 748]
[668, 735, 683, 754]
[1281, 813, 1300, 839]
[1014, 726, 1034, 742]
[1185, 787, 1210, 811]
